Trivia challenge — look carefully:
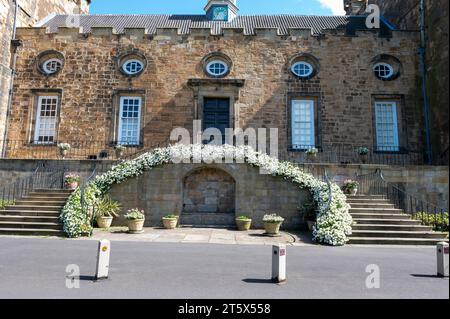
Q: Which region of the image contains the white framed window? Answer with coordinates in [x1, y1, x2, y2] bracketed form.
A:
[42, 58, 63, 75]
[206, 60, 228, 77]
[34, 96, 59, 143]
[122, 59, 144, 75]
[291, 100, 315, 149]
[291, 61, 313, 78]
[375, 101, 400, 152]
[118, 97, 142, 145]
[373, 62, 394, 79]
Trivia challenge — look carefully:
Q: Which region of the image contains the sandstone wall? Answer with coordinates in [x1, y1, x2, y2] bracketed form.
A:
[0, 0, 90, 153]
[108, 163, 311, 229]
[370, 0, 449, 163]
[6, 28, 423, 161]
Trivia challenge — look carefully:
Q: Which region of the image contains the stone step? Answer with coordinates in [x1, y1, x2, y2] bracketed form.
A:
[0, 215, 60, 223]
[351, 213, 412, 220]
[180, 213, 235, 227]
[348, 237, 449, 246]
[346, 199, 391, 204]
[349, 208, 404, 214]
[22, 196, 70, 201]
[32, 189, 73, 193]
[28, 192, 70, 199]
[349, 203, 395, 209]
[0, 228, 64, 236]
[0, 210, 61, 217]
[4, 205, 62, 212]
[353, 218, 422, 225]
[351, 230, 448, 239]
[347, 195, 386, 200]
[0, 221, 62, 230]
[13, 200, 67, 206]
[352, 224, 432, 232]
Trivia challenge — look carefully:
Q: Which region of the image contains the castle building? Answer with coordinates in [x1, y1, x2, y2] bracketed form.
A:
[0, 0, 439, 166]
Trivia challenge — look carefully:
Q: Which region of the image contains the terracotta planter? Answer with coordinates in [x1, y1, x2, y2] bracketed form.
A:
[307, 220, 316, 232]
[307, 154, 317, 161]
[115, 149, 125, 158]
[96, 216, 113, 228]
[162, 218, 178, 229]
[264, 222, 282, 235]
[65, 182, 79, 190]
[236, 219, 252, 231]
[350, 188, 358, 196]
[127, 219, 145, 233]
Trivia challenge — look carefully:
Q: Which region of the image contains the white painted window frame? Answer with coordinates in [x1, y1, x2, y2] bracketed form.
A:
[118, 96, 142, 145]
[34, 95, 59, 144]
[122, 59, 144, 75]
[206, 60, 228, 77]
[291, 61, 314, 78]
[291, 99, 315, 150]
[375, 101, 400, 152]
[42, 58, 63, 74]
[373, 62, 394, 79]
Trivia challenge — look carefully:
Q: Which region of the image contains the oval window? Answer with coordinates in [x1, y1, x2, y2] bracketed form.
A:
[122, 59, 144, 75]
[42, 58, 63, 75]
[373, 62, 394, 80]
[291, 61, 313, 78]
[206, 60, 228, 77]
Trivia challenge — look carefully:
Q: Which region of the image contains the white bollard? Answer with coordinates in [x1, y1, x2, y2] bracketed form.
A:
[437, 242, 449, 278]
[272, 245, 287, 283]
[95, 239, 111, 281]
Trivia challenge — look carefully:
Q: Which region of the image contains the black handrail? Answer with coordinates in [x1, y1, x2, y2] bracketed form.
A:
[324, 170, 333, 213]
[356, 169, 449, 231]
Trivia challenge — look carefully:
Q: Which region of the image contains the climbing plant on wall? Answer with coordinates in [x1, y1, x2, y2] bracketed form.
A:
[60, 144, 352, 245]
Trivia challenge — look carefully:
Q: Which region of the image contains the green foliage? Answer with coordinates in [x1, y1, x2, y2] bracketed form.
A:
[95, 195, 122, 218]
[305, 148, 318, 155]
[342, 179, 359, 193]
[236, 215, 251, 220]
[164, 214, 179, 219]
[125, 209, 145, 220]
[263, 214, 285, 223]
[413, 212, 449, 232]
[57, 143, 71, 151]
[0, 199, 14, 210]
[356, 147, 369, 155]
[64, 173, 80, 184]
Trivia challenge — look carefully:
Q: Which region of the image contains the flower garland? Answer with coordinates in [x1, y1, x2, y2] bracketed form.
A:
[60, 144, 352, 245]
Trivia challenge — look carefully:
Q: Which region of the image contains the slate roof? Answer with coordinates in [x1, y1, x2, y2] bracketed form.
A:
[40, 14, 393, 36]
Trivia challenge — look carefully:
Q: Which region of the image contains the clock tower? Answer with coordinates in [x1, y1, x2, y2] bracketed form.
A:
[205, 0, 239, 22]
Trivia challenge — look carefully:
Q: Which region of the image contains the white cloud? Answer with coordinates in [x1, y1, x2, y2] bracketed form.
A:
[317, 0, 346, 15]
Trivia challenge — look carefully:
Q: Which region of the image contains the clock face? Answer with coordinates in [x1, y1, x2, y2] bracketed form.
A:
[213, 6, 228, 21]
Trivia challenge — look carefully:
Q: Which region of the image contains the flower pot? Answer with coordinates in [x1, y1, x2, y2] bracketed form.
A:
[115, 149, 124, 159]
[350, 188, 358, 196]
[162, 218, 178, 229]
[96, 216, 113, 229]
[359, 154, 368, 164]
[127, 219, 145, 234]
[236, 219, 252, 231]
[65, 182, 79, 190]
[306, 220, 316, 232]
[59, 149, 68, 159]
[307, 154, 317, 162]
[264, 222, 282, 235]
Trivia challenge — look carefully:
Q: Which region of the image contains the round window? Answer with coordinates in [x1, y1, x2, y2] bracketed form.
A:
[122, 59, 144, 75]
[206, 60, 228, 77]
[291, 61, 313, 78]
[373, 62, 394, 79]
[42, 58, 63, 75]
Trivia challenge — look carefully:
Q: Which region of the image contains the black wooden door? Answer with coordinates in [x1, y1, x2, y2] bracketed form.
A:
[203, 98, 230, 143]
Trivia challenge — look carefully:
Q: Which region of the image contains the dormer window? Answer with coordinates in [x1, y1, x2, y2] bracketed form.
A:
[205, 0, 239, 22]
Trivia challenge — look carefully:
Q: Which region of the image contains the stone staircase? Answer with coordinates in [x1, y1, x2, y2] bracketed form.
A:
[0, 189, 72, 236]
[347, 195, 449, 245]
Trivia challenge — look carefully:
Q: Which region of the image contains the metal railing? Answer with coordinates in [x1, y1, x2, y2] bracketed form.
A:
[282, 143, 427, 166]
[356, 169, 449, 231]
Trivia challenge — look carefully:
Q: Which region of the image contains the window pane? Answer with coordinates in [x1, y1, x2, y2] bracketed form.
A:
[119, 97, 141, 145]
[35, 96, 58, 143]
[375, 102, 399, 151]
[291, 100, 315, 149]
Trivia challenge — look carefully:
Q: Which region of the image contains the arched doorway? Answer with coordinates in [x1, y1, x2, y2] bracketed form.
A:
[182, 167, 236, 226]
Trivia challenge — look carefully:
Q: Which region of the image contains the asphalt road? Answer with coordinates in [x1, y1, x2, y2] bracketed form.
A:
[0, 237, 448, 299]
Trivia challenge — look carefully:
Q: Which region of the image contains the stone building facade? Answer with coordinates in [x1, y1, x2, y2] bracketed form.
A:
[0, 0, 90, 153]
[345, 0, 449, 164]
[2, 0, 426, 165]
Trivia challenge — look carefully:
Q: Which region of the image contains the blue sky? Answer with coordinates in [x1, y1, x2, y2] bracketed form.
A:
[90, 0, 346, 16]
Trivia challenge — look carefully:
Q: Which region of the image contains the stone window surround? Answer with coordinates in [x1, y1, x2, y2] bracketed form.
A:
[371, 94, 408, 153]
[287, 93, 322, 152]
[187, 79, 245, 133]
[27, 89, 63, 145]
[111, 89, 146, 147]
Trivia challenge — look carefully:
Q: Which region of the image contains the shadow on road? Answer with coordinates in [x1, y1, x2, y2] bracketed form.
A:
[242, 278, 275, 284]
